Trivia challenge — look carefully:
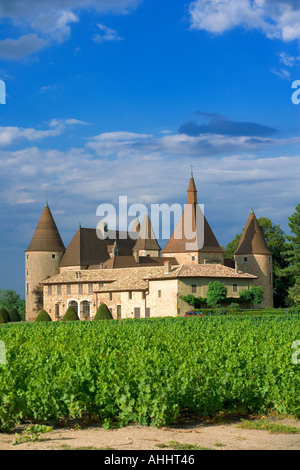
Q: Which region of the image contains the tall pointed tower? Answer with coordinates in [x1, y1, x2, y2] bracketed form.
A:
[234, 210, 273, 308]
[133, 213, 161, 261]
[25, 203, 65, 321]
[162, 174, 224, 264]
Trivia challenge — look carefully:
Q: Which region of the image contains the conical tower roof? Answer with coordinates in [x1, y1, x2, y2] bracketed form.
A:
[162, 176, 223, 254]
[133, 214, 161, 251]
[26, 204, 65, 252]
[234, 210, 271, 256]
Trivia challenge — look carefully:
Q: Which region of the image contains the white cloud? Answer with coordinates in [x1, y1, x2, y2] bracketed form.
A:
[0, 0, 140, 59]
[93, 24, 123, 43]
[189, 0, 300, 42]
[0, 34, 47, 60]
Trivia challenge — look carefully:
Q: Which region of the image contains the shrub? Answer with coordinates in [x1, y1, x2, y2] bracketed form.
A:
[8, 308, 21, 322]
[94, 303, 113, 320]
[288, 305, 300, 315]
[35, 310, 52, 322]
[62, 306, 80, 322]
[240, 286, 264, 307]
[0, 311, 7, 324]
[215, 308, 228, 316]
[206, 281, 227, 308]
[0, 307, 10, 323]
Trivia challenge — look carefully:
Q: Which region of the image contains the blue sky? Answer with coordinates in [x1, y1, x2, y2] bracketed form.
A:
[0, 0, 299, 297]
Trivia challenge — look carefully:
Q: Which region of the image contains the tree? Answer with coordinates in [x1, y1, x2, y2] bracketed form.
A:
[0, 307, 10, 323]
[206, 281, 227, 308]
[0, 289, 25, 316]
[8, 308, 21, 322]
[282, 204, 300, 305]
[62, 305, 80, 321]
[240, 286, 264, 307]
[224, 233, 242, 259]
[94, 303, 113, 320]
[35, 309, 52, 322]
[258, 217, 291, 307]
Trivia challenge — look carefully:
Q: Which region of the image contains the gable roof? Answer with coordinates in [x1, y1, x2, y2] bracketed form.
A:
[26, 204, 65, 252]
[234, 211, 272, 256]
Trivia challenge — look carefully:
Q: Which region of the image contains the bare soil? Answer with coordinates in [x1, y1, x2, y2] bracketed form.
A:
[1, 416, 299, 451]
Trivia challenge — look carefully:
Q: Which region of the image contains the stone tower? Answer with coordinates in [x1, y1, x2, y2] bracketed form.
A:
[25, 203, 65, 321]
[162, 174, 224, 265]
[234, 210, 273, 308]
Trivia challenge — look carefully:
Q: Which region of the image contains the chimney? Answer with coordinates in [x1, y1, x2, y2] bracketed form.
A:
[100, 262, 103, 269]
[235, 261, 239, 273]
[164, 260, 171, 274]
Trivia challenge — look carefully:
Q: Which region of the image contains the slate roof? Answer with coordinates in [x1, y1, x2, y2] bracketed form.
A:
[26, 204, 65, 252]
[133, 214, 161, 252]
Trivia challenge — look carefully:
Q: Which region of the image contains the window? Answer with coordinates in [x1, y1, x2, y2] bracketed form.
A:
[244, 257, 248, 262]
[269, 272, 272, 284]
[88, 283, 93, 294]
[191, 284, 197, 294]
[128, 291, 132, 300]
[191, 255, 195, 261]
[145, 308, 150, 318]
[55, 304, 60, 318]
[117, 305, 122, 319]
[76, 271, 81, 279]
[134, 308, 140, 319]
[142, 291, 145, 299]
[158, 290, 162, 298]
[109, 292, 113, 301]
[70, 301, 78, 314]
[232, 284, 238, 293]
[81, 301, 90, 318]
[26, 270, 29, 276]
[269, 257, 272, 262]
[98, 282, 103, 289]
[78, 284, 83, 295]
[47, 285, 52, 295]
[57, 284, 61, 295]
[52, 254, 56, 259]
[67, 284, 71, 295]
[26, 254, 29, 260]
[26, 283, 29, 294]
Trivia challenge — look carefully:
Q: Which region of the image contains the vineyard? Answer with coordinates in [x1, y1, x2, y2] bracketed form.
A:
[0, 315, 299, 431]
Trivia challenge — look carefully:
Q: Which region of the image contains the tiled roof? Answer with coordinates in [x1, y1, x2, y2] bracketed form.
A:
[26, 204, 65, 252]
[234, 211, 272, 256]
[43, 263, 256, 292]
[133, 214, 161, 252]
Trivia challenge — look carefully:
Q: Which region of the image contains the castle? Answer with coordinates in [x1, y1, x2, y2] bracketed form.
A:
[25, 175, 273, 321]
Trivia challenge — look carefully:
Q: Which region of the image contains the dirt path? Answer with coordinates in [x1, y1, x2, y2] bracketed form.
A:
[1, 417, 299, 451]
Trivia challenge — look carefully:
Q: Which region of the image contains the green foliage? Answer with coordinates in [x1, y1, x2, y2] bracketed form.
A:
[0, 289, 25, 316]
[0, 316, 299, 431]
[240, 286, 264, 306]
[35, 310, 52, 322]
[206, 281, 227, 308]
[258, 217, 291, 307]
[8, 308, 21, 323]
[94, 303, 113, 320]
[0, 307, 10, 323]
[224, 233, 242, 259]
[181, 295, 206, 308]
[288, 305, 300, 315]
[62, 306, 80, 322]
[0, 311, 7, 324]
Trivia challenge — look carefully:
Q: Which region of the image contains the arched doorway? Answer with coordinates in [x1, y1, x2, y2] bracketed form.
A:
[69, 300, 78, 314]
[80, 300, 90, 320]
